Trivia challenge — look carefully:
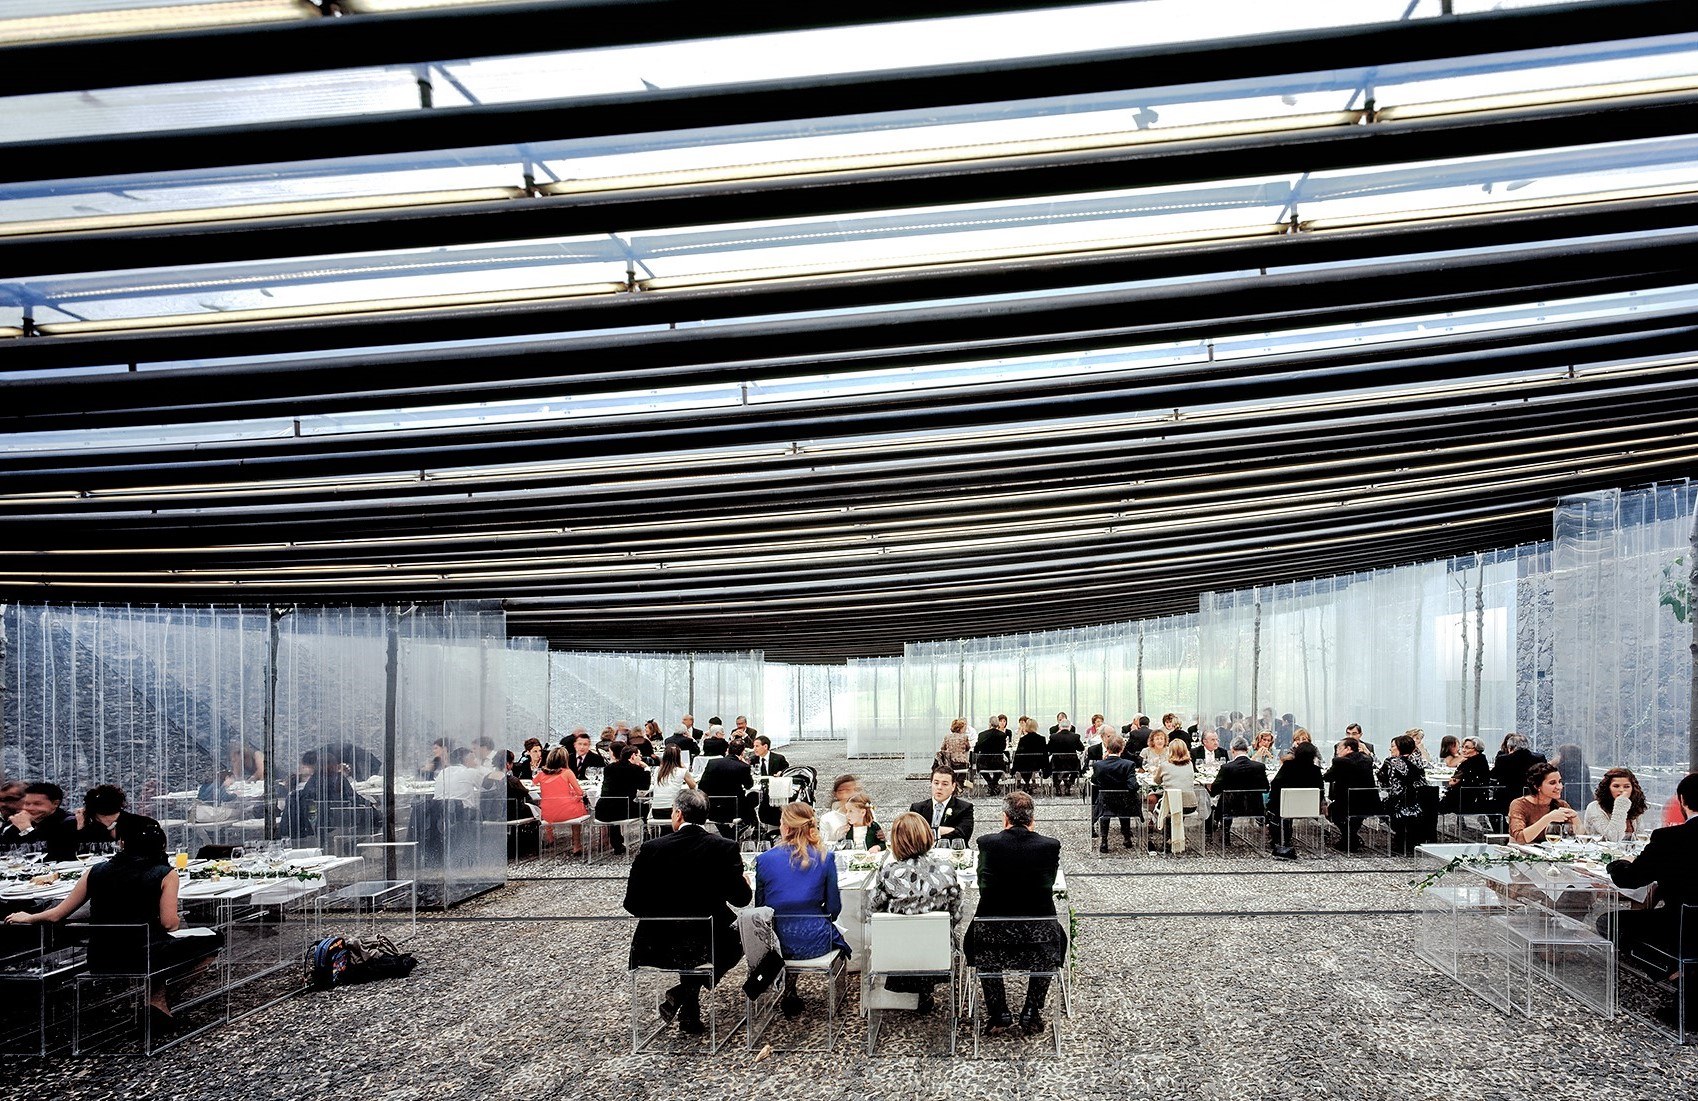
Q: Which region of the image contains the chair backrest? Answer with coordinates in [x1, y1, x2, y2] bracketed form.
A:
[1282, 788, 1323, 818]
[868, 912, 952, 973]
[764, 775, 794, 802]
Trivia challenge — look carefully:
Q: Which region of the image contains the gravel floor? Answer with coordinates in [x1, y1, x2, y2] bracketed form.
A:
[3, 740, 1693, 1098]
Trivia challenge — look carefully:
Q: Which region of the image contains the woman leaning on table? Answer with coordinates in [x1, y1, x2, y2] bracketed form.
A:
[1507, 761, 1579, 844]
[1581, 767, 1648, 842]
[867, 811, 962, 1014]
[1248, 730, 1278, 765]
[5, 816, 218, 1026]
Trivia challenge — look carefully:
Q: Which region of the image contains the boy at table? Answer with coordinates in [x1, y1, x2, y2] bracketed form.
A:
[910, 766, 975, 843]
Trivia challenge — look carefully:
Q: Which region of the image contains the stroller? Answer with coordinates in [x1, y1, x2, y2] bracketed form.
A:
[784, 766, 819, 807]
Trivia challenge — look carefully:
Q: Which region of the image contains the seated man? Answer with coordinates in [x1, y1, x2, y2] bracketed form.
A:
[1323, 737, 1378, 852]
[1208, 737, 1270, 844]
[699, 726, 729, 759]
[1, 782, 79, 860]
[910, 765, 975, 843]
[623, 789, 751, 1035]
[1605, 771, 1698, 1031]
[1090, 735, 1139, 852]
[697, 749, 755, 837]
[1191, 729, 1228, 766]
[749, 736, 789, 833]
[965, 792, 1066, 1034]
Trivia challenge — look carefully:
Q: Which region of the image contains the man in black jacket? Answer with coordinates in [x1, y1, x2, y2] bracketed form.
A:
[664, 715, 702, 760]
[1, 782, 79, 861]
[965, 791, 1065, 1033]
[749, 736, 789, 832]
[1122, 715, 1153, 759]
[1046, 718, 1085, 796]
[910, 766, 975, 842]
[1091, 735, 1139, 851]
[697, 752, 755, 836]
[623, 789, 751, 1035]
[1208, 737, 1270, 846]
[1608, 771, 1698, 1030]
[1323, 738, 1379, 852]
[566, 732, 606, 780]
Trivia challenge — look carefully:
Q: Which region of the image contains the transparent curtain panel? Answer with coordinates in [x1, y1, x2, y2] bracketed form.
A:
[1551, 481, 1698, 807]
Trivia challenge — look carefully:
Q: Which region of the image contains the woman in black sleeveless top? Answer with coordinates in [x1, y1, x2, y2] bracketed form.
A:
[4, 816, 217, 1020]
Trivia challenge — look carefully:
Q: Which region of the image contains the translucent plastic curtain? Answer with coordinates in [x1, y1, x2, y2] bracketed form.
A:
[897, 648, 959, 771]
[0, 603, 268, 852]
[504, 637, 551, 748]
[1551, 481, 1697, 803]
[546, 649, 762, 737]
[847, 656, 904, 758]
[760, 663, 847, 745]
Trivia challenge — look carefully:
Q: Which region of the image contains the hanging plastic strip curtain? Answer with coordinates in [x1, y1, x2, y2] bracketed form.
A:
[0, 599, 512, 907]
[761, 661, 850, 744]
[1550, 479, 1697, 806]
[546, 649, 764, 742]
[847, 655, 904, 760]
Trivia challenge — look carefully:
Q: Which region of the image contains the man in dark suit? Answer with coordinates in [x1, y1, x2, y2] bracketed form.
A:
[1335, 722, 1379, 760]
[1121, 715, 1153, 759]
[663, 715, 702, 759]
[1091, 734, 1139, 851]
[1606, 771, 1698, 1030]
[1046, 717, 1085, 796]
[1208, 737, 1270, 845]
[0, 782, 79, 861]
[623, 789, 751, 1035]
[566, 732, 606, 780]
[697, 752, 755, 835]
[910, 766, 975, 842]
[1191, 729, 1228, 765]
[965, 791, 1066, 1033]
[1323, 737, 1379, 852]
[749, 736, 789, 832]
[973, 720, 1010, 795]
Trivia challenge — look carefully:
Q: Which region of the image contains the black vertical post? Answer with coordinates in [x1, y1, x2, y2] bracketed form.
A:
[1689, 509, 1698, 773]
[383, 606, 401, 881]
[261, 606, 284, 841]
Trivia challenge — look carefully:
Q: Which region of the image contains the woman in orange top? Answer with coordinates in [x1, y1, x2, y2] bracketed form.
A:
[1507, 762, 1579, 844]
[536, 746, 589, 856]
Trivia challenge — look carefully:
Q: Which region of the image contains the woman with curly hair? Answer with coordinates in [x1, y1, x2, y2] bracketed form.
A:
[1581, 767, 1648, 841]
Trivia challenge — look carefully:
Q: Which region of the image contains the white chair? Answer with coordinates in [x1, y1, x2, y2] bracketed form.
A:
[743, 949, 848, 1051]
[866, 912, 956, 1055]
[1278, 788, 1327, 855]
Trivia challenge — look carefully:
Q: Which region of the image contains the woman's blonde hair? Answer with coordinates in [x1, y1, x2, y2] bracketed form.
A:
[1018, 715, 1037, 734]
[1292, 727, 1312, 745]
[779, 802, 824, 869]
[949, 718, 968, 734]
[888, 811, 933, 861]
[1167, 739, 1192, 764]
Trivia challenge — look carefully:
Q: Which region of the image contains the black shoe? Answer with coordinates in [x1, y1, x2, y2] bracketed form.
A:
[1122, 835, 1135, 849]
[1272, 845, 1298, 861]
[986, 1011, 1014, 1032]
[1018, 1009, 1046, 1034]
[916, 990, 936, 1015]
[657, 997, 678, 1025]
[1098, 841, 1109, 854]
[781, 993, 804, 1019]
[677, 1010, 707, 1036]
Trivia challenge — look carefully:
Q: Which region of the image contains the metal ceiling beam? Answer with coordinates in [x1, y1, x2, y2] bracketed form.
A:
[4, 232, 1690, 429]
[9, 94, 1698, 279]
[3, 1, 1690, 177]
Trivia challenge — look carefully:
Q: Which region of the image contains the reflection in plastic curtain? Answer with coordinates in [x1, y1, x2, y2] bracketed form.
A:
[546, 650, 763, 740]
[1551, 481, 1697, 804]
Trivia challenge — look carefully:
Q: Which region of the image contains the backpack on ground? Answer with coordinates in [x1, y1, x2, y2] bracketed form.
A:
[307, 934, 418, 989]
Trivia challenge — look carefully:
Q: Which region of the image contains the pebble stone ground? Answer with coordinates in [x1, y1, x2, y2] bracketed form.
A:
[5, 740, 1695, 1100]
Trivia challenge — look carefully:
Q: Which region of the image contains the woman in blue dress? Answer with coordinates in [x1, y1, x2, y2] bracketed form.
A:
[754, 801, 850, 1017]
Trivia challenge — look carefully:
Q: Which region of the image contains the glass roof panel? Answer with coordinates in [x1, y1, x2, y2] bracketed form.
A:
[6, 281, 1691, 458]
[1, 31, 1691, 234]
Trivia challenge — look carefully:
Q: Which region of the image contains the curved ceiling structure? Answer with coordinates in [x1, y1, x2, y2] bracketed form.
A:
[3, 0, 1698, 659]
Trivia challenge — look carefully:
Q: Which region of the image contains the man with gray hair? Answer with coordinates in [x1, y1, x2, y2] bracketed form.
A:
[623, 787, 750, 1035]
[964, 791, 1066, 1034]
[1208, 736, 1270, 846]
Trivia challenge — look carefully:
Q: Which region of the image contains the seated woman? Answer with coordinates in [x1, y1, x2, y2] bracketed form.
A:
[536, 747, 589, 855]
[1582, 767, 1648, 841]
[5, 817, 219, 1025]
[1438, 735, 1461, 769]
[1507, 762, 1579, 844]
[1440, 737, 1494, 818]
[754, 803, 850, 1017]
[594, 745, 652, 857]
[840, 794, 885, 852]
[648, 745, 697, 832]
[1139, 728, 1170, 769]
[868, 811, 962, 1013]
[818, 775, 861, 846]
[939, 720, 971, 775]
[1377, 733, 1431, 855]
[1268, 741, 1324, 859]
[1147, 738, 1198, 851]
[1248, 730, 1278, 765]
[513, 739, 545, 781]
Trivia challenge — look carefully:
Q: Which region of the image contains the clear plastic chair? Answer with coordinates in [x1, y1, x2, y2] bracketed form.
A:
[866, 912, 956, 1055]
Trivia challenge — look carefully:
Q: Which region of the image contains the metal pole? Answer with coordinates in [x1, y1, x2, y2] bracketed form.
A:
[261, 606, 285, 841]
[1689, 508, 1698, 772]
[383, 606, 401, 880]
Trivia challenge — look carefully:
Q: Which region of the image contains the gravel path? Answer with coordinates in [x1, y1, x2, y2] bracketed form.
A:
[4, 741, 1692, 1098]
